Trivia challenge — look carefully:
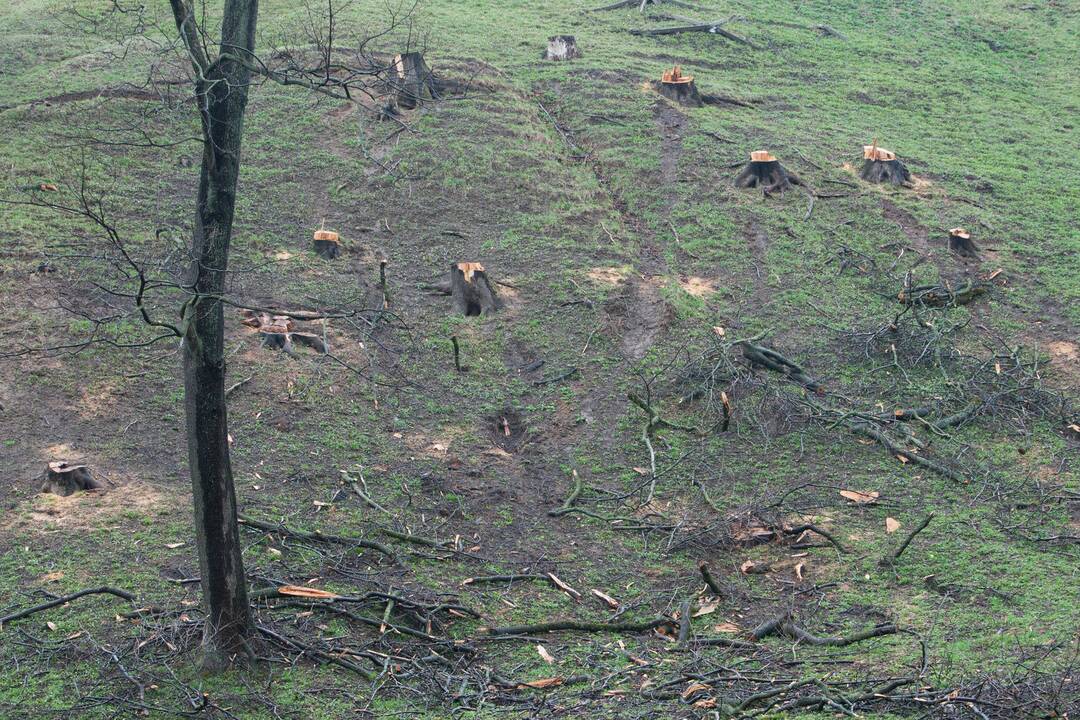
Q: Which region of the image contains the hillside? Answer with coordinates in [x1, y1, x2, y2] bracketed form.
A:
[1, 0, 1078, 718]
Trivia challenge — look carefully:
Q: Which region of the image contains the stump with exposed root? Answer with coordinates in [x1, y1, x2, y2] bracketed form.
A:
[313, 229, 341, 260]
[948, 227, 979, 258]
[450, 262, 501, 316]
[656, 65, 702, 107]
[735, 151, 802, 193]
[388, 52, 439, 109]
[544, 35, 581, 61]
[40, 461, 101, 496]
[859, 143, 912, 186]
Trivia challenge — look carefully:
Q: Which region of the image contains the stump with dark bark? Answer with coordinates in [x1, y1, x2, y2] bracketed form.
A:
[389, 52, 439, 109]
[450, 262, 501, 316]
[948, 227, 979, 258]
[735, 151, 802, 193]
[859, 144, 912, 186]
[241, 311, 328, 354]
[40, 461, 101, 496]
[313, 230, 341, 260]
[544, 35, 581, 61]
[656, 65, 702, 107]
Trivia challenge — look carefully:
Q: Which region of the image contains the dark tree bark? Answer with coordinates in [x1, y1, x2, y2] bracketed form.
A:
[735, 152, 802, 193]
[859, 144, 912, 185]
[450, 262, 501, 316]
[389, 52, 438, 109]
[171, 0, 257, 671]
[39, 462, 101, 496]
[948, 227, 979, 258]
[655, 65, 702, 106]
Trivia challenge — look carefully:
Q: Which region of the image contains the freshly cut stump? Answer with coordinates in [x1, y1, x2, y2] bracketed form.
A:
[735, 151, 802, 193]
[656, 65, 702, 107]
[859, 143, 912, 185]
[388, 52, 438, 109]
[544, 35, 581, 61]
[313, 229, 341, 260]
[40, 461, 101, 496]
[948, 227, 979, 258]
[450, 262, 501, 316]
[241, 310, 328, 354]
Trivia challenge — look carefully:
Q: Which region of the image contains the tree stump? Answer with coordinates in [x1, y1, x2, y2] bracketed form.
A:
[948, 227, 979, 258]
[313, 229, 341, 260]
[450, 262, 501, 316]
[735, 151, 802, 193]
[859, 143, 912, 185]
[389, 52, 439, 109]
[543, 35, 582, 61]
[241, 311, 328, 354]
[40, 461, 101, 496]
[656, 65, 702, 107]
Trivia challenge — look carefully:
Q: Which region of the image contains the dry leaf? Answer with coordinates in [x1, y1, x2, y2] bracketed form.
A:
[46, 621, 58, 631]
[537, 645, 555, 664]
[165, 542, 185, 549]
[839, 489, 879, 505]
[682, 682, 711, 699]
[591, 588, 620, 609]
[548, 573, 582, 600]
[712, 326, 726, 337]
[517, 677, 563, 690]
[886, 517, 901, 533]
[40, 571, 64, 583]
[713, 622, 740, 633]
[794, 562, 805, 581]
[692, 601, 719, 617]
[694, 698, 718, 709]
[276, 585, 339, 599]
[632, 467, 649, 475]
[482, 447, 513, 459]
[896, 454, 910, 464]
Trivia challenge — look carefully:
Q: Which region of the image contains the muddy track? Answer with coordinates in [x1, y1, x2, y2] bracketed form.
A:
[744, 220, 772, 308]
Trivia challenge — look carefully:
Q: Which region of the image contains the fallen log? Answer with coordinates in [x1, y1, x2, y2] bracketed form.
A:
[630, 18, 756, 47]
[482, 617, 671, 636]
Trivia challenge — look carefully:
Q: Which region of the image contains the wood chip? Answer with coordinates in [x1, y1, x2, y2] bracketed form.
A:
[548, 573, 582, 600]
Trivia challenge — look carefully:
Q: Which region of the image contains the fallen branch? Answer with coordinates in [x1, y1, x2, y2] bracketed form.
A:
[0, 586, 135, 626]
[881, 513, 934, 567]
[482, 617, 671, 636]
[781, 621, 897, 646]
[784, 523, 846, 553]
[238, 515, 398, 561]
[631, 18, 757, 48]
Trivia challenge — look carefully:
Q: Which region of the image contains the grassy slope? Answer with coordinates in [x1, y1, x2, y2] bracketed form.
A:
[1, 0, 1077, 718]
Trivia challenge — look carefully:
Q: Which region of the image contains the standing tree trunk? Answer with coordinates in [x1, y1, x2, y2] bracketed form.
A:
[172, 0, 257, 671]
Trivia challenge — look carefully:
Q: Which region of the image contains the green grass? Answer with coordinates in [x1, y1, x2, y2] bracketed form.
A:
[1, 0, 1078, 717]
